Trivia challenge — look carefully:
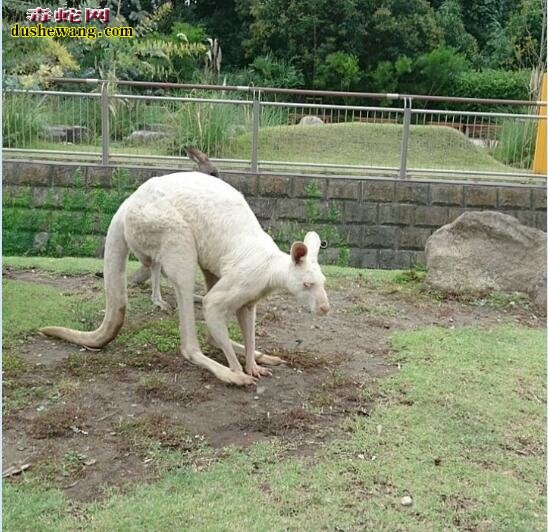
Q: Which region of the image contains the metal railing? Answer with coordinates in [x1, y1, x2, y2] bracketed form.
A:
[3, 79, 546, 183]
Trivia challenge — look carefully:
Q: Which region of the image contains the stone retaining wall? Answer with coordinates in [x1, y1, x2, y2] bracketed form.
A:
[3, 160, 546, 269]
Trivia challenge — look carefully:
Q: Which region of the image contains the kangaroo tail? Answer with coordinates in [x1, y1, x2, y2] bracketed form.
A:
[40, 210, 129, 348]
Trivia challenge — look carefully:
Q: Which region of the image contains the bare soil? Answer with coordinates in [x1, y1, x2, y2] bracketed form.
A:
[3, 269, 542, 502]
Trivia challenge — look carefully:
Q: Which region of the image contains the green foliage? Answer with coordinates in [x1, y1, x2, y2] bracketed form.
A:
[315, 52, 361, 91]
[410, 45, 470, 95]
[237, 54, 305, 88]
[436, 0, 479, 62]
[453, 69, 531, 106]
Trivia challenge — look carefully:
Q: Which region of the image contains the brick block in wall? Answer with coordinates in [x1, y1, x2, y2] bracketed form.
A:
[258, 175, 291, 197]
[363, 225, 398, 249]
[344, 201, 378, 224]
[247, 197, 277, 220]
[378, 249, 412, 269]
[398, 227, 433, 250]
[414, 205, 449, 227]
[342, 225, 363, 247]
[8, 162, 52, 186]
[85, 166, 112, 188]
[395, 182, 429, 205]
[292, 177, 327, 198]
[362, 180, 395, 202]
[3, 186, 32, 208]
[498, 187, 531, 209]
[532, 187, 547, 210]
[511, 210, 536, 227]
[223, 173, 257, 196]
[464, 185, 498, 208]
[447, 207, 465, 222]
[316, 200, 346, 223]
[411, 250, 426, 267]
[357, 249, 379, 268]
[536, 211, 547, 231]
[378, 203, 415, 225]
[430, 183, 463, 206]
[276, 199, 307, 221]
[327, 179, 360, 200]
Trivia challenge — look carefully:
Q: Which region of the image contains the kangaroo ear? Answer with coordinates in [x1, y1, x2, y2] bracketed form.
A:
[290, 242, 308, 265]
[186, 146, 207, 164]
[303, 231, 321, 260]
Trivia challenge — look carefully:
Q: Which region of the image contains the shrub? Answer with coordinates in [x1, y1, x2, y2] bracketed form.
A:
[315, 52, 361, 91]
[453, 70, 531, 110]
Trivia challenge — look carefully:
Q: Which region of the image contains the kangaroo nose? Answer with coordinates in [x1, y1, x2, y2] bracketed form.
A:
[319, 303, 330, 315]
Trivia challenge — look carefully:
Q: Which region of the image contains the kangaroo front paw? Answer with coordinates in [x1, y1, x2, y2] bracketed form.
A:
[255, 354, 287, 366]
[152, 298, 172, 312]
[246, 362, 272, 378]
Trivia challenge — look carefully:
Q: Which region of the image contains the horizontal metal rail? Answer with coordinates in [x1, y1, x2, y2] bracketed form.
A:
[49, 77, 547, 107]
[7, 89, 101, 98]
[111, 94, 252, 105]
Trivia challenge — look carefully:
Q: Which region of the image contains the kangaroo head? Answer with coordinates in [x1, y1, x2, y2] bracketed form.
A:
[286, 231, 330, 316]
[186, 147, 220, 177]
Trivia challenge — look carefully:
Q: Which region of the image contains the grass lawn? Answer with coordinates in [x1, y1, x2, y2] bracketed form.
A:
[2, 257, 546, 530]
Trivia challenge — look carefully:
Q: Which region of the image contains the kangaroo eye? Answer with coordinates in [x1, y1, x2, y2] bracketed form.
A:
[303, 282, 313, 289]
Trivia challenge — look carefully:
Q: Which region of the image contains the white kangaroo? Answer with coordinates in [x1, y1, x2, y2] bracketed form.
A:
[40, 172, 330, 386]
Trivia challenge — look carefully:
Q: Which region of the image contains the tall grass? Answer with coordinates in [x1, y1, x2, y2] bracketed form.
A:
[493, 119, 537, 169]
[2, 93, 42, 148]
[165, 100, 251, 157]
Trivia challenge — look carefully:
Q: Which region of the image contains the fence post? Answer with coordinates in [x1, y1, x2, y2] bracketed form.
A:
[101, 81, 110, 166]
[399, 97, 412, 179]
[251, 90, 260, 173]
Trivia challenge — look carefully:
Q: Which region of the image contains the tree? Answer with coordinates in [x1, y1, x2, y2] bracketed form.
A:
[436, 0, 479, 62]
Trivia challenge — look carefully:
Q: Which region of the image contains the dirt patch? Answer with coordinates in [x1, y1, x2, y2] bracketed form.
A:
[3, 273, 542, 502]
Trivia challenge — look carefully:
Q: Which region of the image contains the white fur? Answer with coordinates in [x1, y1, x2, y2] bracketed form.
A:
[41, 172, 330, 386]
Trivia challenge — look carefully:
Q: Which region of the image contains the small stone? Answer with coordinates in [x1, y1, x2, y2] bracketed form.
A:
[256, 386, 266, 395]
[401, 496, 413, 506]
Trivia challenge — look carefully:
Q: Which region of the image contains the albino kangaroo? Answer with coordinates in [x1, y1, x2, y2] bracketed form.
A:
[40, 172, 330, 386]
[132, 147, 221, 310]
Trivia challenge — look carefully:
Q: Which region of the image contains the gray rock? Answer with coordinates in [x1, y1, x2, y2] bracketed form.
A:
[400, 496, 413, 506]
[126, 130, 167, 144]
[42, 125, 89, 143]
[33, 232, 49, 252]
[425, 211, 546, 311]
[298, 115, 324, 126]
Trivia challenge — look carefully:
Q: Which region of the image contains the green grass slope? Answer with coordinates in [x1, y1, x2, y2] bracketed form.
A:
[227, 122, 519, 173]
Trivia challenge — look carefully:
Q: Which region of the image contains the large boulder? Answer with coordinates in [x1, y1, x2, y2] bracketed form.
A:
[299, 115, 324, 126]
[425, 211, 546, 309]
[126, 130, 167, 144]
[42, 125, 89, 143]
